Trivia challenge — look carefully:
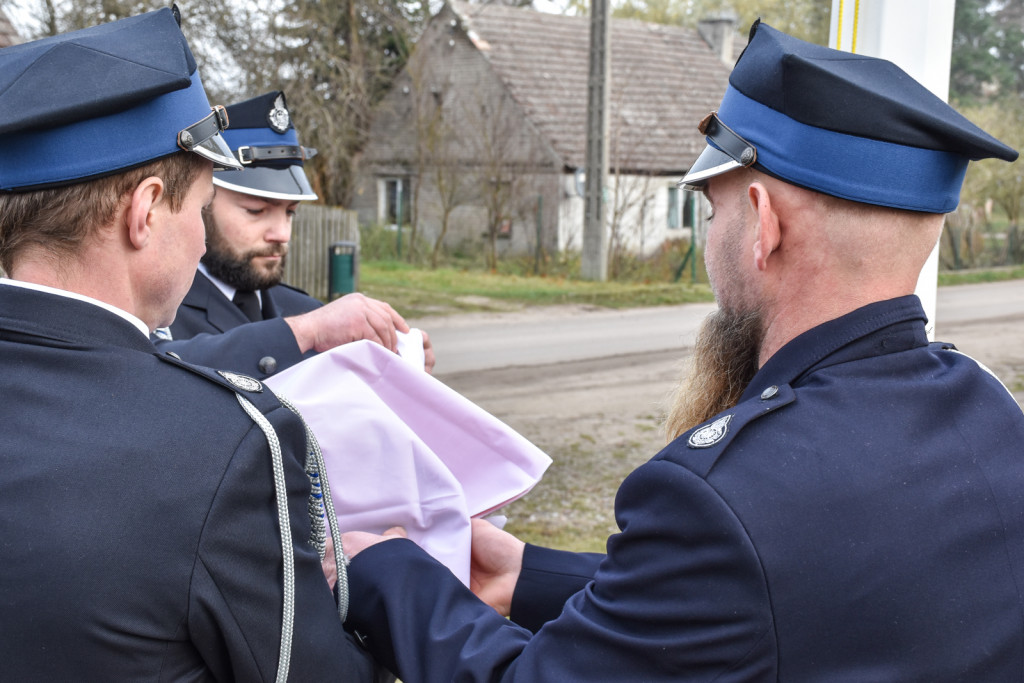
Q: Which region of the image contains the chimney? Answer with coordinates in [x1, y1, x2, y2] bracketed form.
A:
[698, 12, 737, 66]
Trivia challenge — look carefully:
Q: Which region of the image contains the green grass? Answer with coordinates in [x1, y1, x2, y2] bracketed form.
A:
[937, 265, 1024, 286]
[359, 260, 715, 318]
[355, 258, 1024, 320]
[499, 439, 647, 553]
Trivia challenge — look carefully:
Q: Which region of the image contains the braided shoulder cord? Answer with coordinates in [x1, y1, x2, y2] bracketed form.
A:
[235, 393, 295, 683]
[277, 394, 350, 624]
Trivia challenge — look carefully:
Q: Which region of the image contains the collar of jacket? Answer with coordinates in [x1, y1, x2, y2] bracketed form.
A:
[742, 295, 929, 403]
[0, 284, 156, 353]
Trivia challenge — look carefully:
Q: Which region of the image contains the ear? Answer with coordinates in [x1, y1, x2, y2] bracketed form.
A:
[125, 177, 165, 251]
[748, 181, 781, 272]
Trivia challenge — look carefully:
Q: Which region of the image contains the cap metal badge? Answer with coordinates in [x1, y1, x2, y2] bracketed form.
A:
[268, 93, 291, 134]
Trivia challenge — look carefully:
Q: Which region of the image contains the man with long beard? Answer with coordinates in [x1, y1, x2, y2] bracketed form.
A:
[334, 21, 1024, 681]
[155, 91, 433, 377]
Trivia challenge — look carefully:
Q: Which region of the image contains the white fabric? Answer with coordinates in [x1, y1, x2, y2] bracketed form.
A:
[266, 337, 551, 584]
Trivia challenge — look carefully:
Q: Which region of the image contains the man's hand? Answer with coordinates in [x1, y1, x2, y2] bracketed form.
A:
[421, 330, 436, 374]
[285, 293, 409, 355]
[470, 518, 525, 617]
[322, 536, 339, 590]
[341, 526, 408, 561]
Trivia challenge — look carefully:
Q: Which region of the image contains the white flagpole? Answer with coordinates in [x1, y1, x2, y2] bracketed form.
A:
[830, 0, 957, 339]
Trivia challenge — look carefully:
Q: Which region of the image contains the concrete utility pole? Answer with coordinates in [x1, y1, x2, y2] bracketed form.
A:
[830, 0, 956, 338]
[582, 0, 611, 281]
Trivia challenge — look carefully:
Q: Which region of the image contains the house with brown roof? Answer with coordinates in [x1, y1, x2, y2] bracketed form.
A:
[350, 1, 733, 259]
[0, 9, 24, 48]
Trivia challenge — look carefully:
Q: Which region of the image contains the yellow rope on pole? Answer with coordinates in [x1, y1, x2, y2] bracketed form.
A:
[851, 0, 860, 53]
[834, 0, 861, 53]
[836, 0, 845, 49]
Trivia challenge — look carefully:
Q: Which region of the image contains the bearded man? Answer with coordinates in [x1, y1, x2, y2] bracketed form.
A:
[155, 91, 433, 378]
[335, 21, 1024, 681]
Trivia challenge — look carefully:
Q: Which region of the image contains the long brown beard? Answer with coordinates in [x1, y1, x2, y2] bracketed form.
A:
[664, 308, 765, 441]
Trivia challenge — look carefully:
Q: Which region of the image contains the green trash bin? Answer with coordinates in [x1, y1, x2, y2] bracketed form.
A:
[328, 241, 358, 300]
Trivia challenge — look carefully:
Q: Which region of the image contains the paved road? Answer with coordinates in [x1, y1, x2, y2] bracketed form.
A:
[934, 279, 1024, 332]
[415, 280, 1024, 374]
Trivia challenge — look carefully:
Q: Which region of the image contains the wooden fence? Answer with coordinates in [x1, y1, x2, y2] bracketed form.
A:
[283, 204, 360, 301]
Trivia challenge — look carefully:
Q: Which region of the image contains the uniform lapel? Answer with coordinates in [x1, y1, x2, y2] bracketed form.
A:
[182, 271, 250, 333]
[260, 287, 280, 320]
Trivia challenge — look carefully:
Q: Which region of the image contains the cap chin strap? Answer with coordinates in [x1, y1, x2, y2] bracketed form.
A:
[236, 145, 318, 165]
[699, 112, 758, 168]
[177, 105, 242, 170]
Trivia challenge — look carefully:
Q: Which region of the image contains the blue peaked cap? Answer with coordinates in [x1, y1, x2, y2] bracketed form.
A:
[213, 91, 319, 201]
[681, 21, 1018, 213]
[0, 6, 240, 192]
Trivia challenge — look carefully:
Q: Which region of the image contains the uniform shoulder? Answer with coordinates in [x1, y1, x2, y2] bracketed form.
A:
[270, 282, 322, 317]
[656, 383, 796, 478]
[275, 282, 314, 298]
[156, 350, 282, 412]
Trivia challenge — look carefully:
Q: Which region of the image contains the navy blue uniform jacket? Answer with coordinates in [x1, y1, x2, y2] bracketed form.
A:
[0, 285, 373, 681]
[156, 270, 321, 378]
[345, 296, 1024, 681]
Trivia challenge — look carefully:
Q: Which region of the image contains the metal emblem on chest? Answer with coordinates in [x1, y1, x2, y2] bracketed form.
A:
[218, 370, 264, 393]
[687, 414, 732, 449]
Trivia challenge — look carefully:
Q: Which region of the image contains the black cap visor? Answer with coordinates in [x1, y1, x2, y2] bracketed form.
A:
[678, 112, 758, 190]
[213, 164, 317, 201]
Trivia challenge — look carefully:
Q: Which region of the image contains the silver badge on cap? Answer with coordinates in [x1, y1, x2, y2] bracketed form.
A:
[268, 93, 290, 134]
[218, 370, 264, 393]
[687, 414, 732, 449]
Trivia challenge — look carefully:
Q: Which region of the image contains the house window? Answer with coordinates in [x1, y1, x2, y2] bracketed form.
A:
[668, 186, 680, 229]
[381, 177, 411, 227]
[682, 190, 697, 229]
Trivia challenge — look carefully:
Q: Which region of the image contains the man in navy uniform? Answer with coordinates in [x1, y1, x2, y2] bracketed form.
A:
[0, 9, 376, 680]
[154, 90, 434, 378]
[339, 21, 1024, 680]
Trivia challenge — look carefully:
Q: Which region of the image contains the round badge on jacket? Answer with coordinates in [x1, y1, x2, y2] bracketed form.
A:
[687, 414, 732, 449]
[217, 370, 264, 393]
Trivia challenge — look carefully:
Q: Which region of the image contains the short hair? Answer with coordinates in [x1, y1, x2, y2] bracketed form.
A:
[0, 152, 208, 273]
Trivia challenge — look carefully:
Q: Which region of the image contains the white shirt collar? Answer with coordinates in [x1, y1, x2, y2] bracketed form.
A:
[0, 278, 151, 337]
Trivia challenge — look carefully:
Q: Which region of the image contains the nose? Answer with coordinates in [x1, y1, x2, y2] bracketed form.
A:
[265, 208, 293, 244]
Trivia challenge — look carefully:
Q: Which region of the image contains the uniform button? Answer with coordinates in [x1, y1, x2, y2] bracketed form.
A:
[258, 356, 278, 375]
[760, 385, 779, 400]
[166, 351, 181, 360]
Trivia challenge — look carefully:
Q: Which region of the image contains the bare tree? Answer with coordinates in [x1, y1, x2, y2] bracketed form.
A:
[960, 98, 1024, 265]
[257, 1, 420, 206]
[603, 59, 661, 278]
[461, 89, 539, 270]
